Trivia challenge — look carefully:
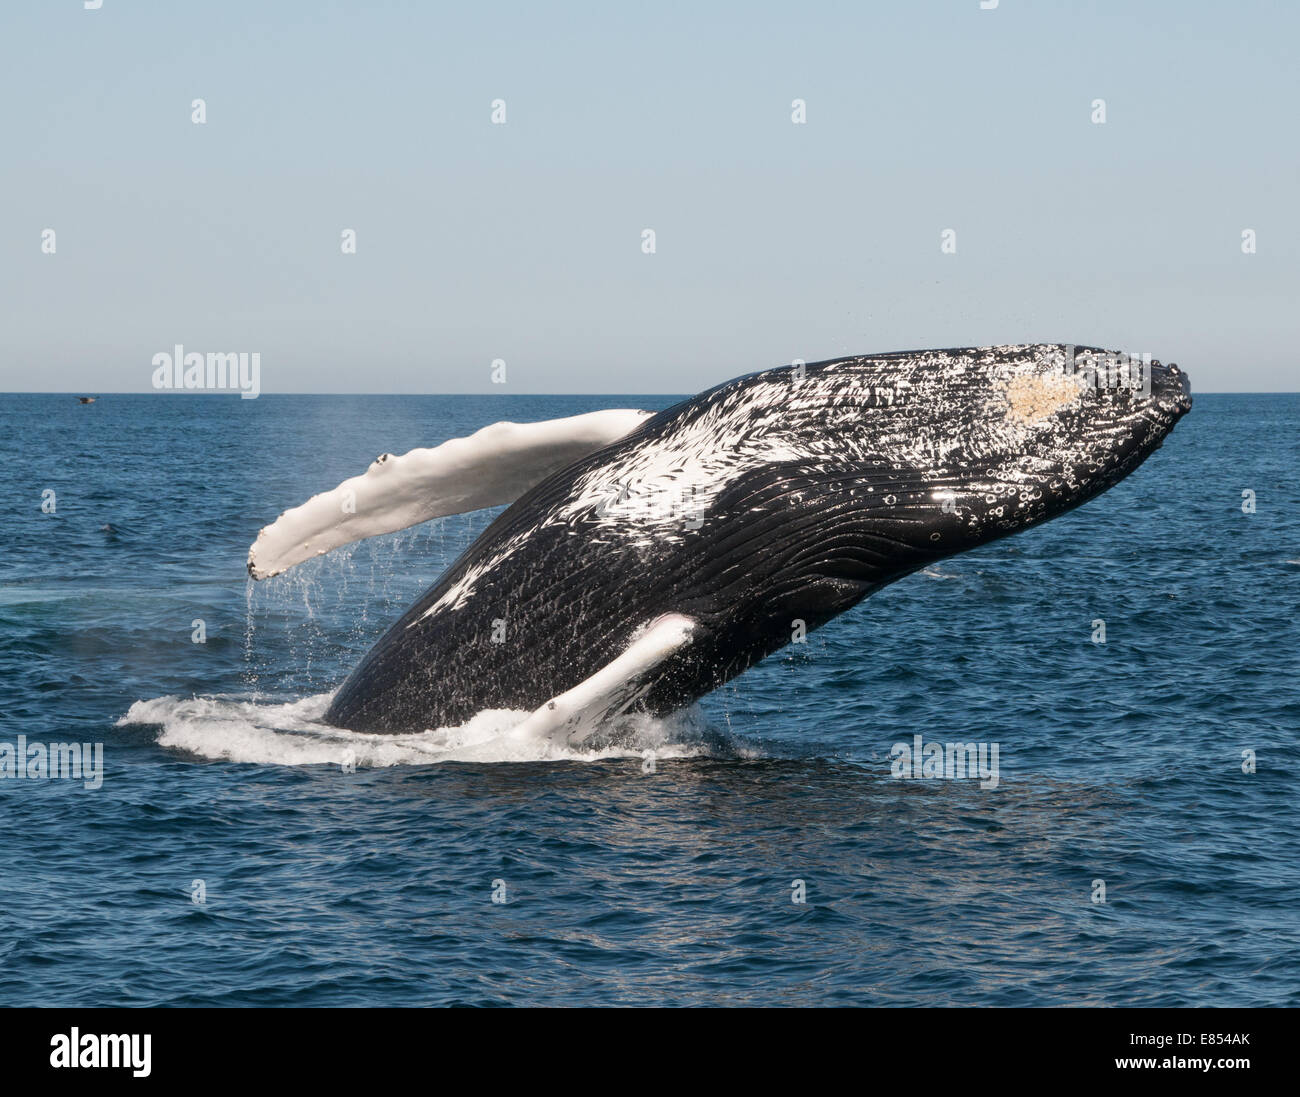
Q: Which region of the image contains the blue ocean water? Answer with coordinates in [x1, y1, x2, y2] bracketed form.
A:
[0, 391, 1296, 1007]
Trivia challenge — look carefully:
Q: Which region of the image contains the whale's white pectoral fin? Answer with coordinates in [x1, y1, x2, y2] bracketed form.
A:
[247, 409, 653, 580]
[511, 614, 697, 747]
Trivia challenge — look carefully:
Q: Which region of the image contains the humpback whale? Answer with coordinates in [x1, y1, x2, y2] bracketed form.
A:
[248, 345, 1191, 742]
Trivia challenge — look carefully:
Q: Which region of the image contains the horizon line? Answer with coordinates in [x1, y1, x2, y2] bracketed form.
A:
[1, 390, 1294, 398]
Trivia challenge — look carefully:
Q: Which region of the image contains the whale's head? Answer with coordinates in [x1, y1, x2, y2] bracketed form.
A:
[617, 343, 1193, 636]
[830, 342, 1193, 536]
[821, 342, 1196, 536]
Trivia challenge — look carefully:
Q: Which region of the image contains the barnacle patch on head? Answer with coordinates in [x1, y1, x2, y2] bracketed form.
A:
[997, 370, 1085, 426]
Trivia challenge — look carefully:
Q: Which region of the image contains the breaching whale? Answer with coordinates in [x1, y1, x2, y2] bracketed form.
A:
[248, 345, 1192, 742]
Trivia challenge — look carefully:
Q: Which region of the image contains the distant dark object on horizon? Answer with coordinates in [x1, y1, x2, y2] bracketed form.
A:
[78, 396, 97, 404]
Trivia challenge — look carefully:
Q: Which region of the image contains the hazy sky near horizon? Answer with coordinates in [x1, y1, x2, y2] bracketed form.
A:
[2, 0, 1296, 394]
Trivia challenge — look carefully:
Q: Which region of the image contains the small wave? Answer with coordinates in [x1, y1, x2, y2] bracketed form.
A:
[921, 566, 960, 580]
[116, 693, 737, 767]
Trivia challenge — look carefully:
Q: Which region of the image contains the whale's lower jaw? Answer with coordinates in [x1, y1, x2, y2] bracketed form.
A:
[320, 345, 1193, 737]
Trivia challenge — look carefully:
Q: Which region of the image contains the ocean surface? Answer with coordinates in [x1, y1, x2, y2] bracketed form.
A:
[1, 391, 1296, 1007]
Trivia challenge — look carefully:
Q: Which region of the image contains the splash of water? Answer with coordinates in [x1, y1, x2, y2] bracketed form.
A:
[117, 693, 743, 766]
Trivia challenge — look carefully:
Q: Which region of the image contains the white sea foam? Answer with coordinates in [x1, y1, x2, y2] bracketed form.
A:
[116, 693, 731, 766]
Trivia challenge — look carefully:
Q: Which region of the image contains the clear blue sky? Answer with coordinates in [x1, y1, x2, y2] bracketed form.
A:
[2, 0, 1296, 393]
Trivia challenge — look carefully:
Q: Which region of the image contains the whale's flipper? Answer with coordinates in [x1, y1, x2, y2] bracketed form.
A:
[248, 409, 653, 579]
[510, 614, 697, 747]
